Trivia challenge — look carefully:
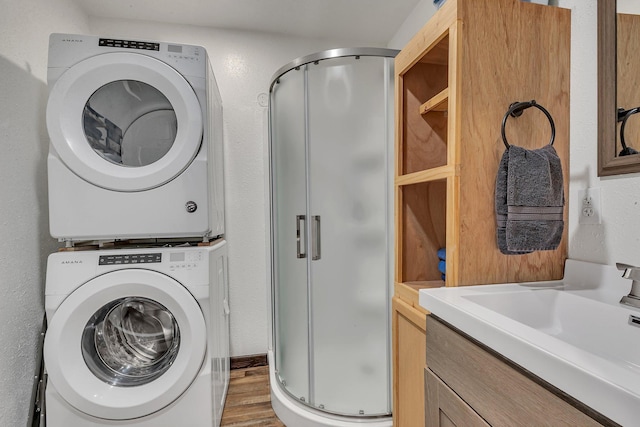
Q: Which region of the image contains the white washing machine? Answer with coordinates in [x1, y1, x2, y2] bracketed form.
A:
[43, 241, 230, 426]
[46, 33, 225, 243]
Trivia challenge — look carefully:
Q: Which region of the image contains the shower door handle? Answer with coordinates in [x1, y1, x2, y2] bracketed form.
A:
[312, 215, 321, 261]
[296, 215, 306, 258]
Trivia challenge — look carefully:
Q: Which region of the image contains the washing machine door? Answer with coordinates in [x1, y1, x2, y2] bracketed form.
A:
[46, 52, 203, 192]
[44, 269, 207, 420]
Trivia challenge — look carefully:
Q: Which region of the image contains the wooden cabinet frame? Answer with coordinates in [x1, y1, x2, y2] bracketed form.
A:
[394, 0, 570, 289]
[393, 0, 570, 425]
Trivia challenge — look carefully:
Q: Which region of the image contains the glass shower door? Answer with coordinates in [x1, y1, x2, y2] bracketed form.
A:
[270, 67, 310, 403]
[306, 56, 391, 416]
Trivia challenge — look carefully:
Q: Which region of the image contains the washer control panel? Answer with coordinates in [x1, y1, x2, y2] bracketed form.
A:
[169, 250, 203, 271]
[98, 253, 161, 265]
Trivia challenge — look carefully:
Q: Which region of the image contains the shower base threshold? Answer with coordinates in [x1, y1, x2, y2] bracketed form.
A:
[268, 351, 392, 427]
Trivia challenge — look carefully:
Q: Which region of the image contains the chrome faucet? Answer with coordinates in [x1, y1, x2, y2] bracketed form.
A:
[617, 263, 640, 308]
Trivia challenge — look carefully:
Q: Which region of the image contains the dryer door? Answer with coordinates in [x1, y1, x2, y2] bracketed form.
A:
[44, 269, 207, 420]
[46, 52, 203, 192]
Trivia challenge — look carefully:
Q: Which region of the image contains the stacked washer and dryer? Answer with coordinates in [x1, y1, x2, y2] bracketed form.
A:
[43, 33, 229, 427]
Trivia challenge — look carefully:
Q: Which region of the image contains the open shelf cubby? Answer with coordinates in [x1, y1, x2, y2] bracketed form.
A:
[401, 179, 447, 285]
[401, 35, 449, 175]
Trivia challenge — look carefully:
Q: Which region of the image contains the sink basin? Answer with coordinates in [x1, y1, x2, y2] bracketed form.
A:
[464, 288, 640, 373]
[419, 259, 640, 427]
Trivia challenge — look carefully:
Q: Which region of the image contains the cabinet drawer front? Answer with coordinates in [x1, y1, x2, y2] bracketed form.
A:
[426, 316, 606, 427]
[425, 367, 490, 427]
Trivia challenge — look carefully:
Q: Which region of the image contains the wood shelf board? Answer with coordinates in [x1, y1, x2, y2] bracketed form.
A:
[394, 281, 444, 315]
[420, 88, 449, 115]
[403, 281, 446, 291]
[396, 165, 455, 186]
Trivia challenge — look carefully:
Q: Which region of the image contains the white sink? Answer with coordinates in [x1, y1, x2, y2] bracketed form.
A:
[464, 288, 640, 372]
[419, 259, 640, 427]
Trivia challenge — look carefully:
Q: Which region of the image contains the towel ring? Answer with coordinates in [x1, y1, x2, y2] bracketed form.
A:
[501, 100, 555, 149]
[618, 107, 640, 156]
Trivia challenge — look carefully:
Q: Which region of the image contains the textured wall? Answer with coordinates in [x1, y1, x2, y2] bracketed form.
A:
[387, 0, 438, 49]
[0, 1, 89, 425]
[619, 0, 640, 14]
[561, 0, 640, 267]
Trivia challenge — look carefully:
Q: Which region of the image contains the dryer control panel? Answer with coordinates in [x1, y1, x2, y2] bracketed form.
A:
[99, 38, 160, 51]
[99, 253, 162, 265]
[48, 33, 207, 82]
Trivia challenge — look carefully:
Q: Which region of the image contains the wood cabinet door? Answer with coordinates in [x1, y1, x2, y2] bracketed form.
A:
[392, 297, 426, 427]
[425, 368, 490, 427]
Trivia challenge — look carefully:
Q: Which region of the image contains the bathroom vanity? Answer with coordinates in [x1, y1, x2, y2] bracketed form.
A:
[425, 317, 608, 426]
[420, 260, 638, 426]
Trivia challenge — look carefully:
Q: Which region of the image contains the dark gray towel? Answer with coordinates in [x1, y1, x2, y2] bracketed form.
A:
[495, 144, 564, 254]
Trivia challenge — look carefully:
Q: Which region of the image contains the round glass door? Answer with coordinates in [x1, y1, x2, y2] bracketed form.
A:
[43, 269, 207, 420]
[83, 80, 178, 167]
[82, 296, 180, 387]
[46, 52, 203, 192]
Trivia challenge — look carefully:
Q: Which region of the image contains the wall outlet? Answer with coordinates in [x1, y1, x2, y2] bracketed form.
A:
[578, 187, 602, 225]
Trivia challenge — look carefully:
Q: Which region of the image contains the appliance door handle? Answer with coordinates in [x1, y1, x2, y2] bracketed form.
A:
[296, 215, 307, 258]
[312, 215, 321, 261]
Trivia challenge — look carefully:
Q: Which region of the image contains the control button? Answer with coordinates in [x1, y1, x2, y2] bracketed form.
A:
[186, 201, 198, 213]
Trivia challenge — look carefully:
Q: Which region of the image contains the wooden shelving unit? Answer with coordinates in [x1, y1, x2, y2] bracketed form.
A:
[395, 0, 570, 289]
[391, 1, 571, 426]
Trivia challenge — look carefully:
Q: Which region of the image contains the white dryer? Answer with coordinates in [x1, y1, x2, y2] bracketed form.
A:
[46, 33, 225, 243]
[43, 242, 230, 426]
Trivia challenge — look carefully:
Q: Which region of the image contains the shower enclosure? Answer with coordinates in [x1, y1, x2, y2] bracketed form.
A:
[268, 48, 397, 426]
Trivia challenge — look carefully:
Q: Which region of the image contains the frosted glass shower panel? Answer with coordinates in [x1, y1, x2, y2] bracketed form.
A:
[269, 49, 395, 421]
[307, 57, 390, 415]
[270, 68, 309, 403]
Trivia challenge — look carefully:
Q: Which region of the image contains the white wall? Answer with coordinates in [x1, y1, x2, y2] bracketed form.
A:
[0, 1, 89, 425]
[387, 0, 438, 49]
[558, 0, 604, 263]
[618, 0, 640, 15]
[560, 0, 640, 267]
[88, 17, 381, 357]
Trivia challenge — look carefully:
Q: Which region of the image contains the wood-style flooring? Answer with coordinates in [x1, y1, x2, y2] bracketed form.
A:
[221, 365, 286, 426]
